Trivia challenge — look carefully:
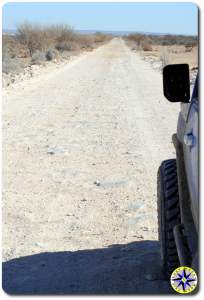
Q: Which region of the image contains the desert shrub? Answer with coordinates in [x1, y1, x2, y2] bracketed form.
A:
[125, 32, 198, 46]
[31, 50, 46, 64]
[55, 41, 78, 52]
[2, 35, 28, 59]
[16, 22, 75, 56]
[3, 22, 111, 75]
[45, 48, 58, 61]
[60, 51, 72, 59]
[156, 34, 197, 46]
[94, 33, 105, 43]
[2, 56, 15, 74]
[17, 23, 46, 56]
[55, 42, 71, 52]
[126, 33, 145, 46]
[93, 32, 111, 43]
[54, 24, 76, 43]
[78, 35, 94, 49]
[142, 43, 152, 51]
[2, 53, 24, 74]
[14, 22, 111, 60]
[126, 34, 154, 50]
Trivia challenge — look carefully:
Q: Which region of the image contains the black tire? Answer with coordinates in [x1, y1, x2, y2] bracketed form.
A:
[157, 159, 181, 278]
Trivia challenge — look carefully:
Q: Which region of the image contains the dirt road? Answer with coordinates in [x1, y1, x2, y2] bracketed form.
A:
[3, 38, 179, 294]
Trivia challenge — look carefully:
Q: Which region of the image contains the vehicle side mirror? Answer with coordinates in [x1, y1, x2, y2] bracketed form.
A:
[163, 64, 190, 103]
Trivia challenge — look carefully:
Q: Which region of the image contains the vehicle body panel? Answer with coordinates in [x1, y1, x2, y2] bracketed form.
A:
[183, 98, 198, 231]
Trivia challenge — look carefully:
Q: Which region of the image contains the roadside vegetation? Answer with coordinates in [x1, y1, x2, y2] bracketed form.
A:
[124, 33, 198, 81]
[125, 33, 197, 48]
[2, 22, 112, 84]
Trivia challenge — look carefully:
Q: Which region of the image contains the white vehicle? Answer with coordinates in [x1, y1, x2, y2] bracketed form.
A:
[157, 64, 198, 277]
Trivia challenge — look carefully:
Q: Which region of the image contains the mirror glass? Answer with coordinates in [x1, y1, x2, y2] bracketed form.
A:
[163, 64, 190, 103]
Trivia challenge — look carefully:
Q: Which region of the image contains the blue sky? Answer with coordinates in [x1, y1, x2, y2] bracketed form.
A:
[3, 2, 198, 35]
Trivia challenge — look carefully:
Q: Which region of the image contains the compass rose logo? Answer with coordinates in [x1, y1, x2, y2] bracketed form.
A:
[170, 266, 198, 294]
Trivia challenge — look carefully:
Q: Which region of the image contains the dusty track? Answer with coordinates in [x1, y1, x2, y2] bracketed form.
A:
[3, 38, 179, 294]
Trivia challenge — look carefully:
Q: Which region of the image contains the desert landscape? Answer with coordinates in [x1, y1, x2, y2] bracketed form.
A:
[2, 20, 198, 295]
[124, 33, 198, 85]
[3, 24, 198, 88]
[2, 24, 111, 87]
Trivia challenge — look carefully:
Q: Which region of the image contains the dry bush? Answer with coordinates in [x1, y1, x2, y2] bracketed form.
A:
[55, 26, 76, 43]
[126, 34, 145, 46]
[94, 33, 106, 43]
[146, 34, 198, 46]
[78, 35, 94, 50]
[142, 43, 152, 51]
[55, 42, 71, 52]
[17, 23, 47, 56]
[55, 41, 78, 52]
[2, 40, 24, 74]
[125, 33, 198, 47]
[2, 52, 25, 74]
[31, 50, 46, 65]
[15, 23, 104, 56]
[126, 34, 153, 51]
[16, 22, 75, 56]
[93, 32, 111, 43]
[2, 35, 29, 59]
[61, 51, 71, 60]
[2, 23, 111, 76]
[45, 48, 59, 61]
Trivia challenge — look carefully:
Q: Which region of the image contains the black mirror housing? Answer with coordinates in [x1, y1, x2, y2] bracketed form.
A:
[163, 64, 190, 103]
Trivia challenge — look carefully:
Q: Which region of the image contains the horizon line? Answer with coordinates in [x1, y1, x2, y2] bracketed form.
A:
[2, 28, 198, 37]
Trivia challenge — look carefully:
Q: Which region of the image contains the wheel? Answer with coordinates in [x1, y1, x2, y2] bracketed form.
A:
[157, 159, 181, 278]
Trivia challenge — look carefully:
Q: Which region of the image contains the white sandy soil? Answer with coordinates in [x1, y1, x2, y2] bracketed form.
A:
[3, 38, 179, 294]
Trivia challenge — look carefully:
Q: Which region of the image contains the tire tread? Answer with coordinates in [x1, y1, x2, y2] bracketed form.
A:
[157, 159, 181, 277]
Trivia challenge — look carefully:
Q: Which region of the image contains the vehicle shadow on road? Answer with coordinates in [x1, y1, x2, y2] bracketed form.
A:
[3, 240, 172, 295]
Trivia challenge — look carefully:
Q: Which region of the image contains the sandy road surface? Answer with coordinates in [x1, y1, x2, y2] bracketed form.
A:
[3, 38, 179, 294]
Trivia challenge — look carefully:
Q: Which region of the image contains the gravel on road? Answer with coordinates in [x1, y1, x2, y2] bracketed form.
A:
[3, 38, 179, 294]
